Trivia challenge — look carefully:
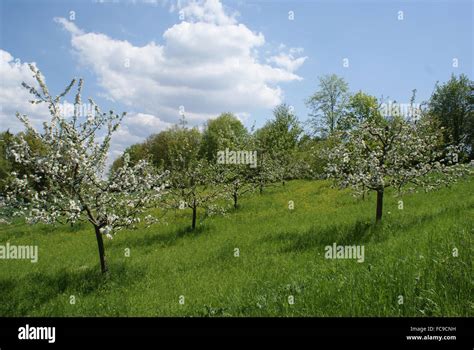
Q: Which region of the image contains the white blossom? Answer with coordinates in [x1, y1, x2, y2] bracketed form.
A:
[325, 116, 470, 219]
[2, 65, 168, 272]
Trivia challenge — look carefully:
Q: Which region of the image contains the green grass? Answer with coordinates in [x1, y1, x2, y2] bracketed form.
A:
[0, 178, 473, 316]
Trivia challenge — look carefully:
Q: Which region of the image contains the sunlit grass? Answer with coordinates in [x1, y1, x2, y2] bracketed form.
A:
[0, 177, 472, 316]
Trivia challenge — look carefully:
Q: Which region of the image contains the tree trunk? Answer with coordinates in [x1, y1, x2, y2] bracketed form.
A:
[94, 226, 108, 273]
[376, 189, 384, 223]
[192, 205, 197, 230]
[233, 192, 238, 209]
[259, 183, 263, 194]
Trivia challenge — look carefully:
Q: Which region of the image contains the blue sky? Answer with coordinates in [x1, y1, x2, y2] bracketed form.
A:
[0, 0, 472, 160]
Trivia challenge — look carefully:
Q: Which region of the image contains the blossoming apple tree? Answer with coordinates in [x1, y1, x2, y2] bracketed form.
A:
[2, 65, 167, 273]
[167, 159, 225, 230]
[326, 116, 469, 222]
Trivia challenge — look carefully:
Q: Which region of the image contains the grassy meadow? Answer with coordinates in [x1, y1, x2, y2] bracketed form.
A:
[0, 178, 472, 317]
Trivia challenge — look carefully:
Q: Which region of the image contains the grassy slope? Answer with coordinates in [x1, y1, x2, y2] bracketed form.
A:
[0, 178, 472, 317]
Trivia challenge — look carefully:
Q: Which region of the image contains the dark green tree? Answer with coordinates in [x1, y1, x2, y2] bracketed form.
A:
[200, 112, 248, 161]
[429, 74, 474, 159]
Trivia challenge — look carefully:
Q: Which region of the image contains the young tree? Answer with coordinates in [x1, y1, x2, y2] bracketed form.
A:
[247, 150, 279, 194]
[164, 123, 223, 230]
[325, 116, 468, 222]
[2, 65, 167, 273]
[200, 114, 257, 209]
[218, 136, 258, 209]
[222, 165, 255, 209]
[306, 74, 349, 136]
[168, 160, 224, 229]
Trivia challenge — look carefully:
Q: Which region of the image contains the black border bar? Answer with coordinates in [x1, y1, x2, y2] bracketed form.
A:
[0, 317, 472, 347]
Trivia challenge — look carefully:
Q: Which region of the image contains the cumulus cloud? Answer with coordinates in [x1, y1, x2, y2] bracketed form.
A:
[178, 0, 239, 25]
[0, 50, 50, 132]
[0, 49, 170, 168]
[103, 111, 172, 169]
[124, 112, 173, 138]
[1, 0, 307, 167]
[53, 0, 306, 125]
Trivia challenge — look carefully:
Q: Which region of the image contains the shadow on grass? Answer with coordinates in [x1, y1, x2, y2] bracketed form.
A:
[175, 224, 208, 237]
[385, 204, 468, 231]
[114, 224, 208, 250]
[0, 221, 89, 241]
[0, 261, 146, 316]
[264, 220, 376, 254]
[263, 203, 468, 254]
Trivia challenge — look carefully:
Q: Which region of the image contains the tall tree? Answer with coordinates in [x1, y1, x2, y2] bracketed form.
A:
[428, 74, 474, 159]
[200, 112, 248, 161]
[110, 142, 150, 173]
[0, 131, 15, 194]
[306, 74, 350, 136]
[341, 91, 383, 130]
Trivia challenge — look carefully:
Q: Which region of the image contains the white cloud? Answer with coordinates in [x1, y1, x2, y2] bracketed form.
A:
[0, 49, 171, 167]
[124, 112, 173, 138]
[0, 0, 307, 167]
[0, 50, 50, 132]
[54, 17, 84, 36]
[54, 0, 306, 126]
[91, 111, 171, 171]
[178, 0, 239, 25]
[268, 49, 308, 73]
[0, 50, 171, 174]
